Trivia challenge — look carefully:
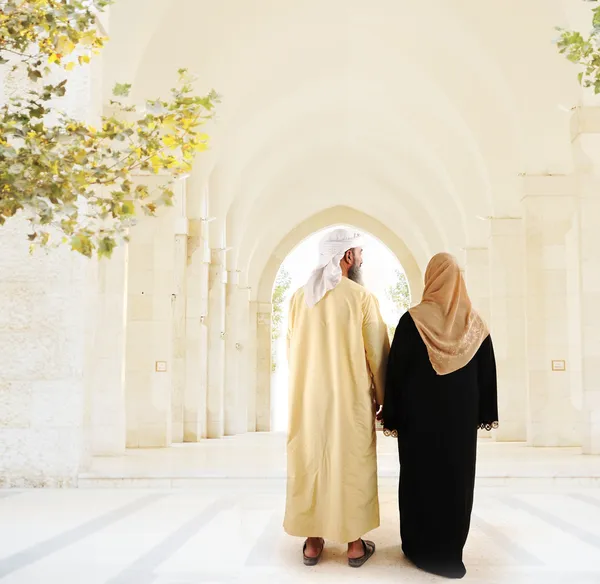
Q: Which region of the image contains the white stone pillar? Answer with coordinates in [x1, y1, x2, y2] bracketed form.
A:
[183, 217, 210, 441]
[523, 176, 580, 446]
[573, 116, 600, 453]
[171, 200, 188, 444]
[206, 230, 227, 439]
[247, 301, 258, 432]
[464, 247, 494, 441]
[88, 247, 128, 455]
[255, 302, 273, 432]
[0, 60, 98, 484]
[489, 218, 528, 442]
[237, 287, 251, 432]
[224, 273, 250, 435]
[124, 176, 179, 448]
[464, 247, 491, 325]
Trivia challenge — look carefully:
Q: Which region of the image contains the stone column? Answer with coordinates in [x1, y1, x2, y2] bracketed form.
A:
[247, 301, 258, 432]
[88, 247, 128, 455]
[523, 176, 580, 446]
[464, 247, 493, 441]
[224, 273, 250, 435]
[0, 60, 99, 484]
[464, 247, 491, 325]
[183, 217, 210, 441]
[237, 288, 251, 433]
[572, 113, 600, 453]
[124, 176, 180, 447]
[207, 237, 227, 439]
[256, 302, 273, 432]
[170, 202, 188, 444]
[488, 218, 528, 442]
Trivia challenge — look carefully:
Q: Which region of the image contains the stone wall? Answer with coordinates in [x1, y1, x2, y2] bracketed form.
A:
[0, 54, 103, 485]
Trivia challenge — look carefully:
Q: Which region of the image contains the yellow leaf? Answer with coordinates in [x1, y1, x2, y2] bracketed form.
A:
[65, 62, 75, 71]
[163, 115, 177, 129]
[163, 135, 179, 149]
[56, 36, 76, 56]
[80, 31, 97, 47]
[121, 200, 135, 216]
[48, 53, 59, 64]
[150, 155, 162, 173]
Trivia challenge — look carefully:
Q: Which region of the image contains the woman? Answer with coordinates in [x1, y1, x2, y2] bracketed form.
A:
[382, 253, 498, 580]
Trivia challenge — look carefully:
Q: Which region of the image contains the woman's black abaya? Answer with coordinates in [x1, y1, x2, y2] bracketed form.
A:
[382, 312, 498, 579]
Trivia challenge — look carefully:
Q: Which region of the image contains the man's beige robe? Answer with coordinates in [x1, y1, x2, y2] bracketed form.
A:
[283, 277, 390, 543]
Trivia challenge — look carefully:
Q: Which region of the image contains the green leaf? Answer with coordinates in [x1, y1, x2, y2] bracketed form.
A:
[27, 69, 43, 83]
[0, 4, 218, 258]
[113, 83, 132, 97]
[71, 234, 93, 257]
[98, 237, 117, 258]
[120, 200, 135, 216]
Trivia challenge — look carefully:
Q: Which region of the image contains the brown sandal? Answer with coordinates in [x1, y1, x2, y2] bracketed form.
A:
[303, 538, 324, 566]
[348, 539, 375, 568]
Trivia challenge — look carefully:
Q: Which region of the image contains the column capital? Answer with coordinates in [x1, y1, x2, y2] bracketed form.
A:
[210, 247, 232, 267]
[570, 106, 600, 140]
[463, 247, 489, 266]
[487, 217, 523, 238]
[519, 174, 577, 199]
[174, 218, 189, 236]
[257, 301, 272, 314]
[227, 270, 240, 287]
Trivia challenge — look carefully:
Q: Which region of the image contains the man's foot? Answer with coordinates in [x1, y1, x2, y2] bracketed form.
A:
[347, 539, 365, 559]
[347, 539, 376, 568]
[303, 537, 324, 566]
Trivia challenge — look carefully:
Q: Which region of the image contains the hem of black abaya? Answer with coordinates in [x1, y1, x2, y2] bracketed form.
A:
[403, 549, 467, 580]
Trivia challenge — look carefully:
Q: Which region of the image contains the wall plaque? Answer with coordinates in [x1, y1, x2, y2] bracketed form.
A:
[551, 360, 566, 372]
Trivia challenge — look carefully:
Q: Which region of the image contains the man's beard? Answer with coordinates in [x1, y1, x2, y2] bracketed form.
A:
[348, 264, 364, 286]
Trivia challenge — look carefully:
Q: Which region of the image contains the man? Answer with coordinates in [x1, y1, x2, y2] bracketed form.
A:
[284, 227, 390, 568]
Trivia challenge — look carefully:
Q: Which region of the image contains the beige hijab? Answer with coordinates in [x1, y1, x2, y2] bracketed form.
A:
[409, 253, 489, 376]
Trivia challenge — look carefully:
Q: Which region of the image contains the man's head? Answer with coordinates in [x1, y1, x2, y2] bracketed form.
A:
[341, 246, 364, 285]
[304, 228, 365, 307]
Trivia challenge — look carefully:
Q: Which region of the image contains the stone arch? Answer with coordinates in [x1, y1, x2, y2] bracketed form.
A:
[256, 206, 423, 303]
[250, 206, 422, 430]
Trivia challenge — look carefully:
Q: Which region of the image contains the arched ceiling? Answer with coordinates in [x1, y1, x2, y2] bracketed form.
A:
[238, 180, 441, 297]
[104, 0, 581, 282]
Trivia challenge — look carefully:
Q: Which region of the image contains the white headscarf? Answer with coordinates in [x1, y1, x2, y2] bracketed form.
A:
[303, 228, 364, 307]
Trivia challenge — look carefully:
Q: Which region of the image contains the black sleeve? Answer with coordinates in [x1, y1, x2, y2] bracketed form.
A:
[477, 335, 499, 431]
[381, 312, 414, 433]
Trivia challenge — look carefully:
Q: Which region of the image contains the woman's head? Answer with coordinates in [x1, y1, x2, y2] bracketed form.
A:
[423, 253, 463, 299]
[410, 252, 488, 375]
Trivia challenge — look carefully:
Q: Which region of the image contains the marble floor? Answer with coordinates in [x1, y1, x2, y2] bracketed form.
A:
[3, 435, 600, 582]
[80, 432, 600, 487]
[1, 482, 600, 583]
